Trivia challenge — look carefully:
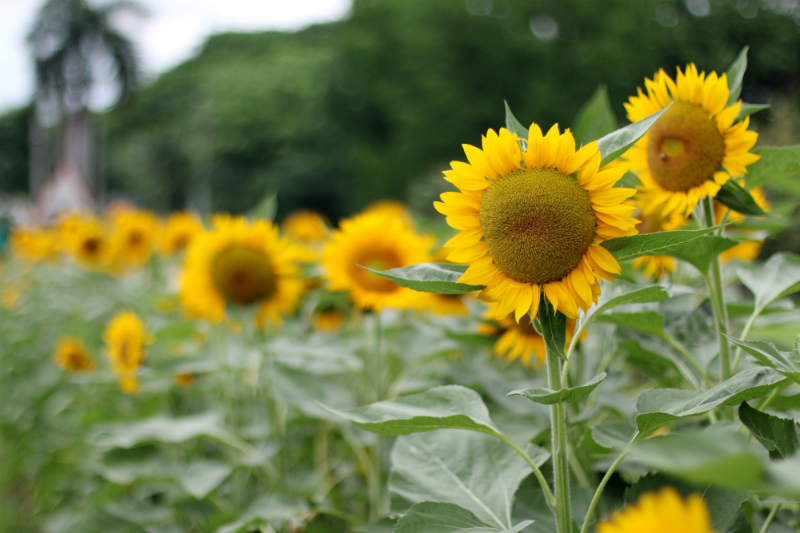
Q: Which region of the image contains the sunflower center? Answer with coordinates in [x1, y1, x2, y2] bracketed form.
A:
[349, 246, 402, 293]
[647, 101, 725, 192]
[83, 237, 100, 254]
[127, 230, 144, 247]
[480, 168, 596, 285]
[211, 245, 276, 305]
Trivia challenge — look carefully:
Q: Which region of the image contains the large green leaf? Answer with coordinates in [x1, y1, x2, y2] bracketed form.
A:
[509, 373, 606, 405]
[597, 105, 671, 166]
[180, 460, 233, 499]
[390, 429, 546, 530]
[715, 179, 769, 216]
[91, 412, 225, 448]
[600, 226, 722, 262]
[573, 85, 618, 146]
[393, 502, 534, 533]
[595, 311, 666, 338]
[725, 336, 800, 385]
[324, 385, 502, 438]
[537, 299, 567, 361]
[585, 285, 671, 322]
[737, 253, 800, 312]
[742, 146, 800, 190]
[365, 263, 483, 295]
[216, 494, 306, 533]
[726, 46, 748, 105]
[739, 401, 800, 460]
[579, 422, 636, 454]
[634, 368, 785, 435]
[666, 235, 740, 273]
[736, 102, 769, 121]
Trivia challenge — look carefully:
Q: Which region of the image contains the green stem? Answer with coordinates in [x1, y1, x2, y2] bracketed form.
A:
[545, 330, 572, 533]
[579, 447, 632, 533]
[703, 195, 732, 384]
[759, 504, 781, 533]
[497, 434, 556, 510]
[370, 312, 385, 523]
[663, 335, 711, 388]
[731, 308, 759, 374]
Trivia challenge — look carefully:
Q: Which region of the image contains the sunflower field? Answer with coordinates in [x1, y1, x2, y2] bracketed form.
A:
[3, 48, 800, 533]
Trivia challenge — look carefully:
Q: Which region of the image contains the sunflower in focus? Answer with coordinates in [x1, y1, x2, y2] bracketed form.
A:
[322, 210, 434, 311]
[109, 209, 160, 266]
[53, 337, 95, 373]
[623, 64, 760, 218]
[162, 212, 204, 256]
[715, 186, 770, 264]
[598, 488, 715, 533]
[479, 303, 582, 366]
[65, 217, 110, 269]
[103, 310, 150, 379]
[436, 124, 637, 321]
[282, 210, 330, 244]
[10, 226, 59, 264]
[179, 215, 306, 327]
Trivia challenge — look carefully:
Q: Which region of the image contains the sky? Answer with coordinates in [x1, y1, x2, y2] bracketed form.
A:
[0, 0, 352, 113]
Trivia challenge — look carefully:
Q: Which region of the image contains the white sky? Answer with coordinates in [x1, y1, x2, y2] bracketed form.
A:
[0, 0, 352, 113]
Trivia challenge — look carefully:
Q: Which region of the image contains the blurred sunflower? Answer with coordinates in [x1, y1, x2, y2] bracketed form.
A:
[479, 303, 582, 366]
[103, 310, 150, 378]
[110, 209, 160, 266]
[119, 377, 140, 394]
[10, 226, 59, 263]
[282, 210, 330, 244]
[312, 306, 347, 332]
[436, 124, 637, 321]
[623, 64, 760, 218]
[53, 337, 95, 373]
[715, 186, 771, 264]
[65, 217, 110, 269]
[362, 200, 415, 228]
[161, 212, 204, 256]
[597, 488, 714, 533]
[631, 206, 687, 280]
[174, 373, 196, 388]
[179, 215, 306, 327]
[322, 210, 434, 311]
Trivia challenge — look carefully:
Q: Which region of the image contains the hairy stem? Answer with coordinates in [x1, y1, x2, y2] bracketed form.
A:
[546, 345, 572, 533]
[703, 196, 732, 385]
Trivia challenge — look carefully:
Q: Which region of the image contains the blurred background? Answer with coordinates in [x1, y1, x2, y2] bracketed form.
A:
[1, 0, 800, 241]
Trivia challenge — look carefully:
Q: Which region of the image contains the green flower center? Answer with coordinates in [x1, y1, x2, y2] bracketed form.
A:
[647, 101, 725, 192]
[480, 168, 596, 285]
[211, 245, 276, 305]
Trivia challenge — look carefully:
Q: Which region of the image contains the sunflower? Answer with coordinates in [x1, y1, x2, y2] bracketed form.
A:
[424, 248, 472, 316]
[312, 307, 347, 332]
[103, 310, 150, 377]
[53, 337, 95, 373]
[119, 377, 140, 394]
[65, 217, 110, 269]
[631, 206, 687, 280]
[10, 226, 59, 264]
[362, 200, 415, 228]
[436, 124, 637, 321]
[282, 210, 330, 244]
[179, 215, 306, 327]
[479, 303, 581, 366]
[623, 64, 760, 218]
[597, 488, 715, 533]
[322, 210, 435, 311]
[161, 212, 204, 256]
[715, 186, 770, 264]
[109, 209, 160, 266]
[174, 373, 196, 388]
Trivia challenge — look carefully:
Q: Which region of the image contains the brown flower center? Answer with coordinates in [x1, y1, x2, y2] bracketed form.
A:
[211, 245, 276, 305]
[349, 246, 402, 293]
[480, 168, 596, 285]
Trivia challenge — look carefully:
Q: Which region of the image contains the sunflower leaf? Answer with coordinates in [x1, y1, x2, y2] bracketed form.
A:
[364, 263, 484, 294]
[736, 102, 769, 121]
[594, 311, 666, 339]
[536, 298, 568, 362]
[586, 285, 671, 322]
[596, 103, 671, 166]
[600, 226, 724, 262]
[726, 46, 749, 105]
[508, 372, 606, 405]
[715, 179, 769, 216]
[724, 336, 800, 385]
[573, 84, 618, 146]
[741, 145, 800, 190]
[394, 502, 535, 533]
[504, 101, 529, 141]
[739, 401, 800, 460]
[664, 235, 740, 274]
[737, 253, 800, 312]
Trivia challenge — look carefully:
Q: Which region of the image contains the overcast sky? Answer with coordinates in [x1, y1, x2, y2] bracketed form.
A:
[0, 0, 352, 113]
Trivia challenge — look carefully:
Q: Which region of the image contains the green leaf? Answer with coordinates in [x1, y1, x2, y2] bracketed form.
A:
[736, 102, 769, 121]
[91, 412, 225, 448]
[742, 146, 800, 190]
[601, 226, 723, 262]
[595, 311, 666, 338]
[390, 430, 546, 530]
[715, 179, 769, 216]
[394, 502, 534, 533]
[737, 253, 800, 312]
[180, 460, 233, 499]
[726, 46, 749, 105]
[249, 191, 277, 221]
[153, 321, 197, 344]
[739, 401, 800, 460]
[580, 422, 636, 454]
[666, 235, 740, 273]
[216, 494, 306, 533]
[586, 285, 671, 322]
[573, 85, 618, 146]
[364, 263, 483, 295]
[724, 336, 800, 385]
[597, 104, 670, 166]
[445, 330, 499, 349]
[537, 298, 567, 361]
[504, 101, 529, 141]
[323, 385, 503, 438]
[634, 368, 785, 435]
[509, 373, 606, 405]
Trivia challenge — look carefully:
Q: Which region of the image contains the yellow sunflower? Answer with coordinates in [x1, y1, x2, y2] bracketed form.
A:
[623, 64, 760, 218]
[53, 337, 95, 373]
[282, 210, 330, 244]
[119, 377, 140, 394]
[479, 303, 581, 366]
[715, 186, 770, 264]
[10, 226, 59, 264]
[161, 212, 204, 256]
[103, 310, 150, 377]
[436, 124, 638, 321]
[109, 209, 160, 266]
[65, 217, 111, 269]
[312, 307, 347, 332]
[597, 488, 715, 533]
[179, 215, 306, 327]
[322, 210, 435, 311]
[362, 200, 415, 228]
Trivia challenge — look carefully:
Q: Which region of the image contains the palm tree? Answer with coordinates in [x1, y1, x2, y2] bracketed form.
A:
[27, 0, 142, 203]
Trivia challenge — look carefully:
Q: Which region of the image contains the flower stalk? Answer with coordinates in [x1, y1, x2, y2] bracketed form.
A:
[702, 195, 732, 383]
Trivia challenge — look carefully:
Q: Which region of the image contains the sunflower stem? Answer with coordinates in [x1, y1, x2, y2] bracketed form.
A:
[369, 312, 384, 522]
[703, 196, 732, 389]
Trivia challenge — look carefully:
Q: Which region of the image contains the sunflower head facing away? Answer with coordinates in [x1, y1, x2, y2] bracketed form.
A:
[436, 124, 638, 321]
[179, 215, 306, 327]
[162, 212, 204, 255]
[103, 310, 150, 377]
[54, 337, 95, 373]
[322, 210, 434, 311]
[110, 210, 160, 267]
[624, 64, 760, 217]
[597, 488, 715, 533]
